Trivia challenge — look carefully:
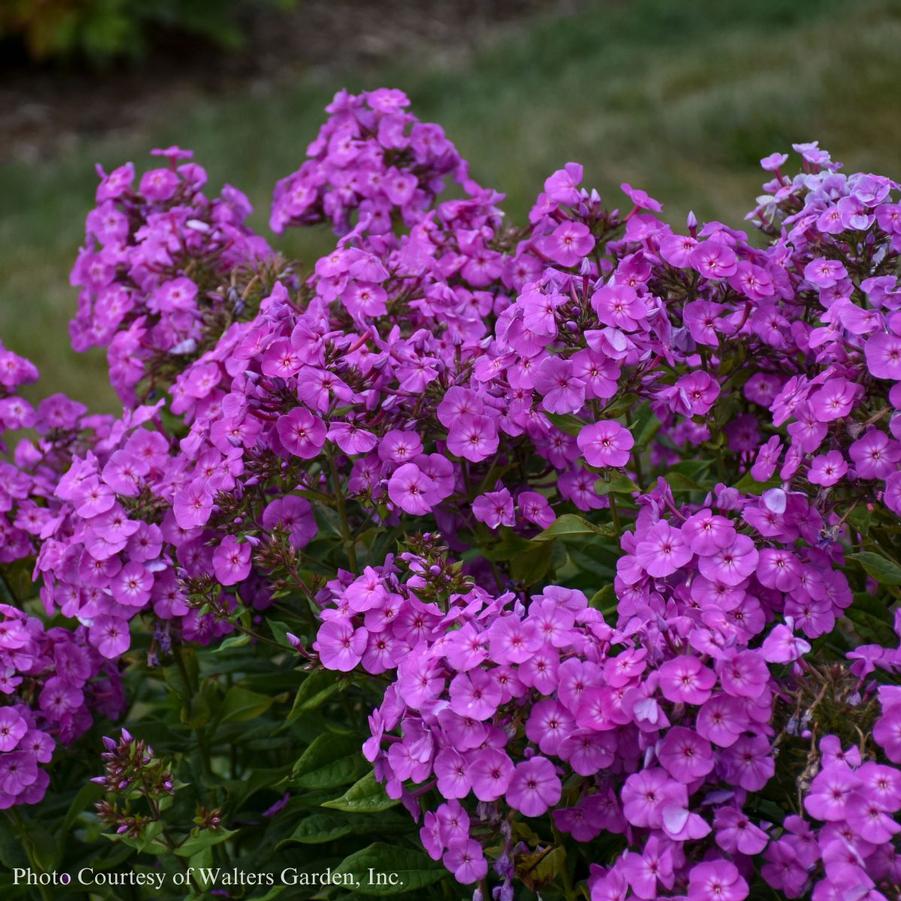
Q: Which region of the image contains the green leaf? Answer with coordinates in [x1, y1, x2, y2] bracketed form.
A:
[531, 514, 609, 543]
[214, 633, 251, 652]
[175, 827, 237, 858]
[732, 469, 779, 495]
[545, 412, 585, 436]
[589, 584, 617, 616]
[322, 772, 398, 813]
[631, 404, 661, 449]
[292, 732, 367, 790]
[278, 813, 354, 846]
[286, 669, 341, 723]
[510, 541, 553, 586]
[595, 474, 639, 496]
[664, 471, 703, 492]
[59, 781, 105, 838]
[219, 685, 274, 723]
[849, 552, 901, 586]
[335, 843, 446, 895]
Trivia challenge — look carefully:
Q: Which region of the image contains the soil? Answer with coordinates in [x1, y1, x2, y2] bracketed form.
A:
[0, 0, 578, 165]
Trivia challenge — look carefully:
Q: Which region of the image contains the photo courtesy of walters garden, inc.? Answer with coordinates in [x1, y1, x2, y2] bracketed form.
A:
[1, 39, 901, 901]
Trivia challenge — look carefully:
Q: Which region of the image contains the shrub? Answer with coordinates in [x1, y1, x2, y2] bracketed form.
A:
[0, 89, 898, 900]
[0, 0, 291, 65]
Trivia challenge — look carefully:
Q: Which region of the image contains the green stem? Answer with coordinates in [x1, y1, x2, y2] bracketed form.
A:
[327, 449, 357, 571]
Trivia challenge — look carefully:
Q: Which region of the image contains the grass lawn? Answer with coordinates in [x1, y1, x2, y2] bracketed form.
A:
[1, 0, 899, 410]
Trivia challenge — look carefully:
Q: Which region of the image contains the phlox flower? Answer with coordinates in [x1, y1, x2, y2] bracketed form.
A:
[443, 838, 487, 885]
[808, 378, 860, 422]
[448, 668, 501, 721]
[276, 407, 326, 459]
[315, 620, 367, 672]
[621, 768, 686, 829]
[506, 756, 562, 817]
[472, 487, 515, 529]
[578, 420, 634, 468]
[865, 331, 901, 380]
[517, 491, 556, 528]
[89, 616, 131, 659]
[446, 414, 499, 463]
[657, 726, 715, 783]
[0, 709, 27, 752]
[212, 536, 252, 586]
[714, 807, 769, 855]
[697, 535, 758, 587]
[690, 241, 738, 279]
[487, 615, 541, 665]
[536, 221, 595, 267]
[658, 655, 716, 705]
[687, 860, 748, 901]
[261, 496, 317, 549]
[635, 521, 692, 577]
[468, 747, 514, 802]
[388, 463, 438, 516]
[849, 429, 900, 479]
[808, 450, 848, 486]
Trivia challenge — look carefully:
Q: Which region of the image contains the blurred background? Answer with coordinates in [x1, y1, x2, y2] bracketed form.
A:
[1, 0, 899, 411]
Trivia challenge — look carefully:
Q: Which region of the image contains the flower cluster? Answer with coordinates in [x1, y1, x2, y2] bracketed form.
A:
[70, 147, 272, 404]
[270, 88, 474, 235]
[0, 89, 896, 900]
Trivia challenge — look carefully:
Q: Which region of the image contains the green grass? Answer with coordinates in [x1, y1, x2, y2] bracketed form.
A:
[1, 0, 899, 410]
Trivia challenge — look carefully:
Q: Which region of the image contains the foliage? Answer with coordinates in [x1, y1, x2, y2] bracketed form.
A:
[0, 0, 292, 65]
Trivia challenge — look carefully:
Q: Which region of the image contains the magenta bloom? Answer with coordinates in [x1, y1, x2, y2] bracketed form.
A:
[518, 491, 556, 528]
[261, 496, 317, 549]
[658, 726, 714, 783]
[865, 331, 901, 380]
[808, 378, 859, 422]
[696, 695, 748, 748]
[173, 480, 215, 529]
[212, 536, 252, 586]
[682, 508, 735, 556]
[447, 414, 499, 463]
[849, 428, 900, 479]
[621, 768, 686, 829]
[276, 407, 327, 459]
[449, 669, 501, 721]
[442, 839, 487, 885]
[0, 709, 27, 752]
[756, 548, 802, 591]
[434, 749, 471, 800]
[803, 257, 847, 288]
[112, 561, 154, 608]
[717, 650, 769, 699]
[377, 430, 423, 464]
[635, 521, 692, 577]
[659, 655, 716, 705]
[690, 241, 738, 279]
[506, 757, 562, 817]
[577, 420, 634, 468]
[536, 221, 595, 267]
[472, 487, 515, 529]
[808, 450, 847, 486]
[687, 860, 749, 901]
[761, 625, 811, 663]
[315, 620, 367, 672]
[89, 616, 131, 659]
[388, 463, 438, 515]
[697, 535, 758, 587]
[714, 807, 769, 855]
[468, 747, 514, 802]
[804, 764, 858, 821]
[488, 615, 541, 665]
